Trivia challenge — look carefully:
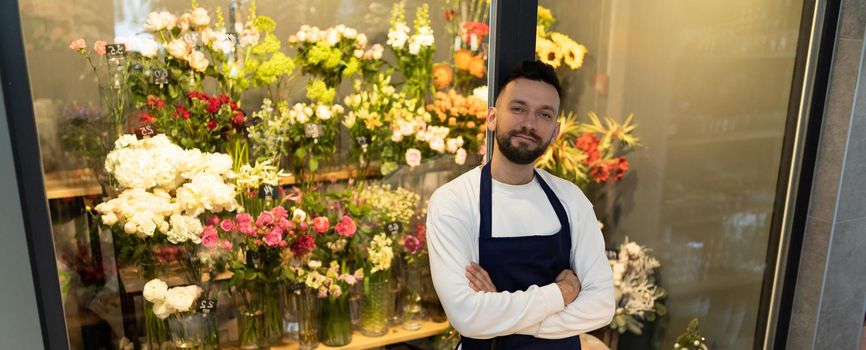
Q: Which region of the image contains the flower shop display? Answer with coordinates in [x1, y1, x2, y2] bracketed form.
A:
[387, 2, 436, 101]
[608, 238, 666, 336]
[143, 279, 208, 349]
[426, 89, 487, 154]
[289, 24, 383, 95]
[142, 92, 247, 156]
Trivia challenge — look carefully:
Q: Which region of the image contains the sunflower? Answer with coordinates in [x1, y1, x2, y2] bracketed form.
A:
[536, 38, 561, 68]
[563, 43, 587, 70]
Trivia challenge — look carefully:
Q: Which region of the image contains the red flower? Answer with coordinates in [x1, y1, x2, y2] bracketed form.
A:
[576, 132, 599, 152]
[207, 96, 222, 113]
[146, 95, 165, 109]
[334, 215, 357, 238]
[175, 105, 191, 119]
[311, 216, 330, 234]
[140, 113, 154, 123]
[232, 112, 245, 125]
[187, 91, 208, 101]
[230, 101, 240, 111]
[416, 224, 427, 246]
[290, 234, 316, 257]
[462, 22, 490, 42]
[404, 235, 421, 254]
[591, 164, 610, 183]
[206, 120, 218, 130]
[612, 158, 629, 181]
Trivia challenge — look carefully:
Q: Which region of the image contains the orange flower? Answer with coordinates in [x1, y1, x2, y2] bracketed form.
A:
[468, 56, 486, 78]
[432, 64, 453, 90]
[454, 49, 473, 70]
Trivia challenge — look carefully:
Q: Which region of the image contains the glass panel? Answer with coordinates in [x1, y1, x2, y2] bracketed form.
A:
[537, 0, 803, 348]
[19, 0, 488, 348]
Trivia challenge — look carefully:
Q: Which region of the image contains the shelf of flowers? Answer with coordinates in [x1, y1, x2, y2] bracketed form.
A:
[222, 320, 451, 350]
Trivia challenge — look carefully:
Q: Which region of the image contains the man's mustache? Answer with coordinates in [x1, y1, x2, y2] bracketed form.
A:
[508, 129, 542, 143]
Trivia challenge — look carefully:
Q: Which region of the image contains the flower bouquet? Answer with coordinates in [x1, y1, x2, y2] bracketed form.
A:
[142, 279, 212, 350]
[142, 92, 247, 156]
[289, 24, 383, 94]
[536, 112, 639, 189]
[608, 238, 666, 336]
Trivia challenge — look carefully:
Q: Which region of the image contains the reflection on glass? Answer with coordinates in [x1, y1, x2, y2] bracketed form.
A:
[539, 0, 802, 348]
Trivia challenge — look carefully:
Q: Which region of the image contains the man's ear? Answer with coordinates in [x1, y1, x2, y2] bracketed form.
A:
[487, 106, 497, 133]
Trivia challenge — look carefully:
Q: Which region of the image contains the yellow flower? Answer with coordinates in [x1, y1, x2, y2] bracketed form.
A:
[536, 38, 561, 68]
[564, 43, 587, 70]
[537, 6, 555, 30]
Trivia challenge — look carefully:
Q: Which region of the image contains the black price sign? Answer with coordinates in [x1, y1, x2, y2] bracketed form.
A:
[152, 68, 169, 85]
[355, 136, 368, 146]
[135, 125, 156, 139]
[106, 43, 126, 58]
[258, 185, 280, 200]
[386, 222, 403, 235]
[198, 299, 217, 314]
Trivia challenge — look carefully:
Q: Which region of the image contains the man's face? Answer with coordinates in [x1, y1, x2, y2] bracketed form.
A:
[488, 78, 560, 165]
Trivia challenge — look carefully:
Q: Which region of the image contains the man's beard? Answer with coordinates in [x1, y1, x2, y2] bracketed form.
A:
[495, 128, 552, 165]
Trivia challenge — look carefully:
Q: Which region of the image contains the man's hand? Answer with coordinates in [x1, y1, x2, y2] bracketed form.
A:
[466, 262, 497, 292]
[555, 269, 581, 305]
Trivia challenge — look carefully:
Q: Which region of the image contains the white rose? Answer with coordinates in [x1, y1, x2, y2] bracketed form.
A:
[201, 28, 217, 45]
[455, 148, 467, 165]
[143, 278, 168, 303]
[473, 86, 489, 104]
[159, 11, 177, 31]
[167, 39, 191, 60]
[177, 13, 192, 32]
[151, 301, 175, 320]
[137, 38, 160, 58]
[101, 212, 118, 226]
[316, 105, 332, 120]
[190, 8, 210, 27]
[356, 33, 368, 47]
[353, 49, 364, 58]
[429, 138, 445, 153]
[188, 51, 209, 72]
[165, 285, 201, 313]
[372, 46, 383, 60]
[344, 28, 357, 39]
[326, 31, 340, 46]
[144, 11, 174, 32]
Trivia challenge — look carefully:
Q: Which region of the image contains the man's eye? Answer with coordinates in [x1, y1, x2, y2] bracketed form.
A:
[511, 107, 525, 113]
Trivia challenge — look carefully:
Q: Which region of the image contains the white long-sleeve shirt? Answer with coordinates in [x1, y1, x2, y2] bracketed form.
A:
[426, 166, 615, 340]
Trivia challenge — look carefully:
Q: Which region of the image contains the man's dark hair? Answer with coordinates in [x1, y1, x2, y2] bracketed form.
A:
[495, 60, 562, 104]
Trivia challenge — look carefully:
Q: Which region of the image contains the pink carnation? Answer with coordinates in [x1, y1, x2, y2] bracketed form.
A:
[403, 235, 421, 254]
[272, 206, 288, 219]
[201, 225, 219, 248]
[263, 230, 283, 248]
[220, 219, 235, 232]
[236, 213, 253, 224]
[69, 39, 86, 51]
[93, 40, 107, 56]
[311, 216, 330, 234]
[256, 211, 275, 227]
[334, 215, 357, 238]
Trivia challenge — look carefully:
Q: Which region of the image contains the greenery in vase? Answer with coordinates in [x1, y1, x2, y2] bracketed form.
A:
[674, 319, 709, 350]
[608, 238, 666, 335]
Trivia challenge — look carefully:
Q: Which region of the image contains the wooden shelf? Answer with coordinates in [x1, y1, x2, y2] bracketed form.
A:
[44, 169, 103, 199]
[224, 321, 451, 350]
[118, 265, 232, 293]
[278, 166, 381, 186]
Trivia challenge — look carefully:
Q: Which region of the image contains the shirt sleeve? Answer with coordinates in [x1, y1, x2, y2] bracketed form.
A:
[516, 206, 616, 339]
[426, 187, 566, 339]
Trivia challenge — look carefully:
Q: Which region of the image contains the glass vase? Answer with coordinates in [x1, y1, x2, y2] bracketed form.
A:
[403, 259, 424, 331]
[321, 294, 352, 347]
[201, 311, 220, 350]
[263, 282, 283, 345]
[168, 313, 206, 350]
[279, 284, 299, 342]
[234, 281, 268, 350]
[361, 269, 391, 337]
[419, 256, 447, 322]
[144, 301, 172, 350]
[297, 287, 321, 350]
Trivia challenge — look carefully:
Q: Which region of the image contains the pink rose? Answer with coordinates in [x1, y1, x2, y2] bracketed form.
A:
[272, 206, 288, 220]
[209, 215, 221, 226]
[334, 215, 356, 238]
[262, 230, 283, 248]
[311, 217, 330, 234]
[201, 225, 219, 248]
[236, 213, 253, 224]
[220, 219, 235, 232]
[238, 222, 257, 237]
[69, 39, 86, 52]
[93, 40, 107, 56]
[405, 148, 422, 167]
[299, 222, 309, 231]
[219, 240, 233, 250]
[256, 211, 275, 227]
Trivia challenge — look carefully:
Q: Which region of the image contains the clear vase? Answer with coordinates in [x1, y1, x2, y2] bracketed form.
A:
[419, 256, 447, 322]
[361, 269, 391, 337]
[297, 288, 321, 350]
[234, 281, 269, 350]
[263, 282, 283, 345]
[403, 259, 423, 331]
[201, 311, 220, 350]
[144, 302, 172, 350]
[278, 284, 299, 342]
[389, 256, 406, 326]
[168, 313, 206, 350]
[321, 294, 352, 347]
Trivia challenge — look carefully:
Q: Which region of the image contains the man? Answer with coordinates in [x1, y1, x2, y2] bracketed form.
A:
[426, 60, 615, 350]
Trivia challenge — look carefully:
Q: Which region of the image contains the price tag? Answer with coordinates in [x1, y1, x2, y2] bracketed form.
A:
[226, 33, 238, 46]
[386, 222, 403, 235]
[304, 124, 321, 138]
[289, 283, 304, 292]
[355, 136, 368, 146]
[134, 125, 156, 139]
[258, 185, 280, 200]
[198, 299, 217, 314]
[182, 32, 200, 46]
[152, 68, 169, 85]
[106, 43, 126, 58]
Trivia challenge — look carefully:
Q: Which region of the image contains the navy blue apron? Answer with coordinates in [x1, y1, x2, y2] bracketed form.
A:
[460, 163, 581, 350]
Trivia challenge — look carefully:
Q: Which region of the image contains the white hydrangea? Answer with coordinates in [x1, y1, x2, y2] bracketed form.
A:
[166, 214, 203, 244]
[94, 188, 178, 237]
[176, 172, 238, 216]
